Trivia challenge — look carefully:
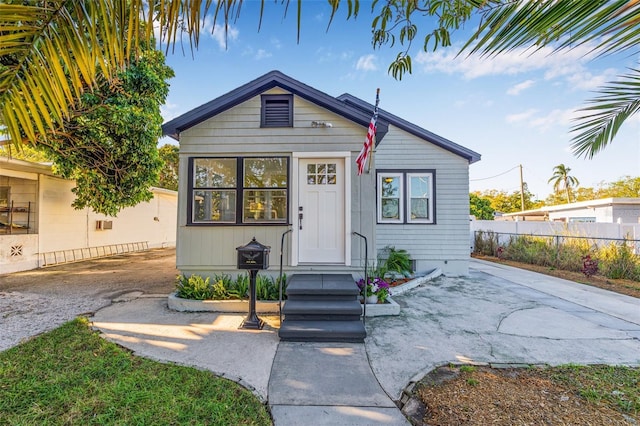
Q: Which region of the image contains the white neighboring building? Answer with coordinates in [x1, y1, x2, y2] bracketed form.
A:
[1, 157, 177, 274]
[498, 198, 640, 223]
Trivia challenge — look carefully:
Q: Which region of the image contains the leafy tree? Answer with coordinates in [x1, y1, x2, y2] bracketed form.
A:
[0, 144, 50, 163]
[157, 144, 179, 191]
[470, 192, 495, 220]
[478, 186, 542, 214]
[596, 176, 640, 198]
[37, 46, 173, 216]
[548, 164, 580, 204]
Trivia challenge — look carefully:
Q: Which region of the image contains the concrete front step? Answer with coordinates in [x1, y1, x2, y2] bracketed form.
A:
[286, 274, 359, 298]
[282, 299, 362, 316]
[278, 320, 366, 343]
[283, 298, 362, 321]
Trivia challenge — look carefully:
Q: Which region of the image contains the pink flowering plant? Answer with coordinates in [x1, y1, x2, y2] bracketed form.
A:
[356, 276, 391, 303]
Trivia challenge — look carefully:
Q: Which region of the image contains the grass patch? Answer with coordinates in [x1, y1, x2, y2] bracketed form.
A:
[0, 318, 271, 425]
[543, 364, 640, 415]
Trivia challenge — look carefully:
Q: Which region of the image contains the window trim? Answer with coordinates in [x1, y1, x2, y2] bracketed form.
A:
[377, 172, 404, 224]
[261, 94, 293, 128]
[376, 169, 436, 225]
[406, 172, 434, 224]
[188, 156, 290, 226]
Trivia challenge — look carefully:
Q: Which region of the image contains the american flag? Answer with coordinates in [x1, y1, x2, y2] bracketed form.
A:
[356, 90, 379, 175]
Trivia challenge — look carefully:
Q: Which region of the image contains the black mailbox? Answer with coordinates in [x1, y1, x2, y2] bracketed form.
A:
[236, 237, 270, 270]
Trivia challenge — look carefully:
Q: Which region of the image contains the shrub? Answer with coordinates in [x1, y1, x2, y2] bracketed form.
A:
[378, 246, 412, 277]
[175, 274, 212, 300]
[581, 255, 599, 278]
[597, 242, 640, 281]
[474, 230, 499, 256]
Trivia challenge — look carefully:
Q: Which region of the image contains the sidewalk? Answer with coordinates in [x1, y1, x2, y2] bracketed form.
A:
[89, 261, 640, 425]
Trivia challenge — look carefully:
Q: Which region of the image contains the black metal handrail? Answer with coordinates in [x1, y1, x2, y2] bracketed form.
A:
[352, 231, 368, 324]
[278, 228, 293, 324]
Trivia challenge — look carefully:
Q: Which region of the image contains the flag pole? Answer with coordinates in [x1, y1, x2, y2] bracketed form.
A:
[366, 88, 380, 174]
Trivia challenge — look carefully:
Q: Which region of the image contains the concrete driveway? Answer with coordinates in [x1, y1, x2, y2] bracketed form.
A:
[366, 259, 640, 400]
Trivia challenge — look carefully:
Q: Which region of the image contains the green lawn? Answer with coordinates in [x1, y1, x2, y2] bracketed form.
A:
[0, 318, 271, 425]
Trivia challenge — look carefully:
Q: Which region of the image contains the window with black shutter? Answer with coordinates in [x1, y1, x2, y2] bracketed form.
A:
[261, 94, 293, 127]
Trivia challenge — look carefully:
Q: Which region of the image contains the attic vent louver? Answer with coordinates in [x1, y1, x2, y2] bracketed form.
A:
[261, 94, 293, 127]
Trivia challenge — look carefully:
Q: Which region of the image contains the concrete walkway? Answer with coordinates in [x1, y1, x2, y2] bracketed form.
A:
[87, 259, 640, 425]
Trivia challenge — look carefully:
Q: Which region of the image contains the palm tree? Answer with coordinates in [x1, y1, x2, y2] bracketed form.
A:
[548, 164, 580, 204]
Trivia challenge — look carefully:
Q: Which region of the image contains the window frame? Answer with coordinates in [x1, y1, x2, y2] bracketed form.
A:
[406, 172, 434, 224]
[188, 156, 290, 226]
[376, 169, 436, 225]
[261, 94, 293, 128]
[377, 172, 404, 224]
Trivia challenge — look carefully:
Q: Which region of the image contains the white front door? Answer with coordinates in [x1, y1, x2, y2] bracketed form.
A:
[298, 158, 345, 263]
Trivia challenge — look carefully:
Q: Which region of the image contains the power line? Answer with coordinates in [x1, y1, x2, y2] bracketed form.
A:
[470, 165, 520, 182]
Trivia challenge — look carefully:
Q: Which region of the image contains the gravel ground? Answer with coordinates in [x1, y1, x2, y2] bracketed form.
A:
[0, 248, 177, 352]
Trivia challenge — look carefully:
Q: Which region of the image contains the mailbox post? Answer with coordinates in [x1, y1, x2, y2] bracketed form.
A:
[236, 237, 270, 330]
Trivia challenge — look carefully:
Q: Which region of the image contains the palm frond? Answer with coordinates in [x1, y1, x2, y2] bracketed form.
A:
[570, 68, 640, 159]
[0, 1, 134, 144]
[465, 1, 640, 57]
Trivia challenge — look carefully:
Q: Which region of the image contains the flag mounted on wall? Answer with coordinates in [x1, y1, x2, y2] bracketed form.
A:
[356, 89, 380, 175]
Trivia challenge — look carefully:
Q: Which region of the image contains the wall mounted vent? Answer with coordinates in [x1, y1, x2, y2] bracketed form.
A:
[95, 220, 113, 230]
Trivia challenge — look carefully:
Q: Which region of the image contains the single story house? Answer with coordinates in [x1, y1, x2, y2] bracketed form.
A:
[1, 157, 177, 274]
[162, 70, 481, 279]
[497, 198, 640, 223]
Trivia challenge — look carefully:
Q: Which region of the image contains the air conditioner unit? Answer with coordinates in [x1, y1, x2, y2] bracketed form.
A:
[95, 220, 113, 230]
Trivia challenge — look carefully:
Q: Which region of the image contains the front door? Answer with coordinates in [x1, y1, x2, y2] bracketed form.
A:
[298, 158, 345, 263]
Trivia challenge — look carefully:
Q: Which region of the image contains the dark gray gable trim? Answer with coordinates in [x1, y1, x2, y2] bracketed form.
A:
[162, 70, 389, 141]
[337, 93, 481, 164]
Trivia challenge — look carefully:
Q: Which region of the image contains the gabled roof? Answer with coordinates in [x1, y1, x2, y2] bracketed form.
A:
[162, 70, 480, 164]
[162, 70, 388, 142]
[338, 93, 481, 164]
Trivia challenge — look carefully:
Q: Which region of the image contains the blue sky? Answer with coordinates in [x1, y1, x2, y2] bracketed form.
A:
[159, 2, 639, 200]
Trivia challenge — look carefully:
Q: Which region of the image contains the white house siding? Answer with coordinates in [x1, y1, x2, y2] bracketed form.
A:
[38, 175, 177, 253]
[1, 163, 177, 274]
[375, 126, 471, 276]
[176, 90, 376, 277]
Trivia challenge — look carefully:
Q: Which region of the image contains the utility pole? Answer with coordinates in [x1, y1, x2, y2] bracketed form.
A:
[519, 164, 525, 212]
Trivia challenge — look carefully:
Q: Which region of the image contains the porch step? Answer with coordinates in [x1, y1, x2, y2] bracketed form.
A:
[282, 299, 362, 321]
[278, 320, 366, 343]
[279, 274, 365, 343]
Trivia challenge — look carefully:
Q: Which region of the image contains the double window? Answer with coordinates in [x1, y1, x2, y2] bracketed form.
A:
[189, 157, 288, 225]
[377, 170, 435, 224]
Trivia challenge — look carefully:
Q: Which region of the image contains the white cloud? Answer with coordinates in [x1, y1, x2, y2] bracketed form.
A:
[160, 101, 181, 122]
[507, 79, 535, 95]
[208, 20, 239, 50]
[355, 54, 378, 71]
[565, 68, 617, 91]
[255, 49, 272, 60]
[271, 37, 282, 50]
[415, 41, 602, 81]
[506, 108, 539, 124]
[506, 108, 577, 130]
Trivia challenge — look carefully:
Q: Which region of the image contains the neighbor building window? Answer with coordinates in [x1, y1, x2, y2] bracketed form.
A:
[261, 94, 293, 127]
[189, 157, 288, 225]
[377, 170, 435, 224]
